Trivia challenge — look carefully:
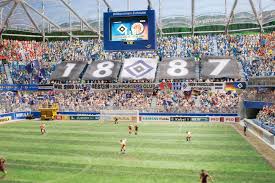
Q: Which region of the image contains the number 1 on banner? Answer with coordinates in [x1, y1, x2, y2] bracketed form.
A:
[209, 59, 230, 76]
[62, 63, 76, 77]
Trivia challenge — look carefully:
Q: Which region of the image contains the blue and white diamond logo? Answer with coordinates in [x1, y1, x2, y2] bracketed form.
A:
[237, 83, 243, 88]
[125, 60, 153, 78]
[117, 24, 127, 34]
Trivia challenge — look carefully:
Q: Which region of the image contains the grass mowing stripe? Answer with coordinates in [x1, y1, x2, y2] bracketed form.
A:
[1, 146, 265, 164]
[1, 150, 272, 172]
[0, 142, 259, 157]
[0, 141, 266, 164]
[0, 137, 253, 152]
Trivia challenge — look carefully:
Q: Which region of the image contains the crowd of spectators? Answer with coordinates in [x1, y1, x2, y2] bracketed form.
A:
[0, 33, 273, 116]
[0, 89, 240, 114]
[156, 90, 240, 113]
[0, 65, 8, 84]
[256, 105, 275, 126]
[243, 88, 275, 103]
[0, 33, 273, 84]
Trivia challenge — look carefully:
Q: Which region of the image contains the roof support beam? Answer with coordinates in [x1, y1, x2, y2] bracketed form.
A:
[97, 0, 101, 40]
[249, 0, 263, 33]
[59, 0, 98, 34]
[68, 0, 72, 42]
[127, 0, 130, 11]
[225, 0, 238, 34]
[42, 0, 46, 42]
[23, 1, 60, 29]
[23, 0, 74, 38]
[147, 0, 152, 9]
[101, 0, 112, 11]
[0, 1, 17, 34]
[20, 2, 41, 33]
[191, 0, 195, 36]
[158, 0, 163, 37]
[0, 0, 12, 8]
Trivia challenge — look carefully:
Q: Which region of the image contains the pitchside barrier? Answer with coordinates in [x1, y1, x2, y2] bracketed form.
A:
[56, 112, 240, 123]
[244, 119, 275, 147]
[0, 111, 240, 123]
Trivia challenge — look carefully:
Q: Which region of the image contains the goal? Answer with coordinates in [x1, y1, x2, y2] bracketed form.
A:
[100, 110, 139, 123]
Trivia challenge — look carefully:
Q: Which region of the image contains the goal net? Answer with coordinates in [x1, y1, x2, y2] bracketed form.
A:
[100, 110, 139, 123]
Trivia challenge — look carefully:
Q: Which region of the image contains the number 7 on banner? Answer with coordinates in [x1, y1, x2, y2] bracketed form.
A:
[209, 59, 230, 76]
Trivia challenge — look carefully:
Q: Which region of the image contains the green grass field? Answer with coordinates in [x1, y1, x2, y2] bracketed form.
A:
[0, 121, 274, 183]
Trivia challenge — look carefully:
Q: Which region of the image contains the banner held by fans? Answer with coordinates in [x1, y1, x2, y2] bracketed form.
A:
[50, 62, 87, 81]
[120, 58, 158, 80]
[82, 60, 121, 81]
[157, 57, 197, 80]
[200, 56, 241, 79]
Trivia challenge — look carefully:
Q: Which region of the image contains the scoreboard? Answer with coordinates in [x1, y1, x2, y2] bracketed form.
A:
[103, 10, 156, 51]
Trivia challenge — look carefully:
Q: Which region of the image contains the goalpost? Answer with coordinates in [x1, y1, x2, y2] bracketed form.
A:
[100, 110, 139, 123]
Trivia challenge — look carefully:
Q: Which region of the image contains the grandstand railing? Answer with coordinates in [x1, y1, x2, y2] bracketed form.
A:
[3, 25, 275, 38]
[248, 76, 275, 87]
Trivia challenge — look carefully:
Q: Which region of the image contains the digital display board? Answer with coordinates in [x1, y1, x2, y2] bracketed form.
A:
[104, 10, 156, 51]
[110, 16, 148, 41]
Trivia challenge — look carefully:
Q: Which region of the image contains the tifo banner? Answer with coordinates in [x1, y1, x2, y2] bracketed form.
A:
[53, 83, 156, 90]
[109, 83, 155, 90]
[53, 84, 87, 90]
[158, 58, 197, 80]
[248, 76, 275, 86]
[91, 83, 156, 90]
[82, 60, 121, 81]
[200, 56, 241, 79]
[50, 62, 87, 81]
[0, 84, 38, 91]
[38, 84, 54, 90]
[120, 58, 158, 80]
[172, 82, 224, 91]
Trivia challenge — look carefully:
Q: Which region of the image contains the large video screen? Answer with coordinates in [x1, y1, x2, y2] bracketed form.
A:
[110, 16, 148, 41]
[104, 10, 156, 51]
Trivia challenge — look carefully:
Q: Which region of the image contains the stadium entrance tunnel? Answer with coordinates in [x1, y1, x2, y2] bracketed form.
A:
[243, 101, 273, 119]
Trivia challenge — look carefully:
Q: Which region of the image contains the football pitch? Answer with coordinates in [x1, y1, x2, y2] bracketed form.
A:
[0, 121, 274, 183]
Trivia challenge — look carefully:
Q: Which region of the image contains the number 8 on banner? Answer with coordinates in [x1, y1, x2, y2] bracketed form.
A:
[92, 61, 114, 78]
[167, 59, 189, 76]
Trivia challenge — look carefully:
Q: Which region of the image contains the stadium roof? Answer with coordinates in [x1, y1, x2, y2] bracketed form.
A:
[0, 0, 274, 37]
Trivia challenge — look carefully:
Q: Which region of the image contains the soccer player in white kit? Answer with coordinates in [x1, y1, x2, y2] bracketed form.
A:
[120, 139, 127, 153]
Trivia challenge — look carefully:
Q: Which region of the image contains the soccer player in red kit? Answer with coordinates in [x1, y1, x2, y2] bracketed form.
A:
[40, 123, 46, 135]
[128, 124, 132, 134]
[114, 117, 118, 124]
[200, 169, 213, 183]
[0, 158, 7, 175]
[134, 124, 138, 135]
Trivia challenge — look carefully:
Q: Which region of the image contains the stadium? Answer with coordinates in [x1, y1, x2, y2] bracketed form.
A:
[0, 0, 274, 182]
